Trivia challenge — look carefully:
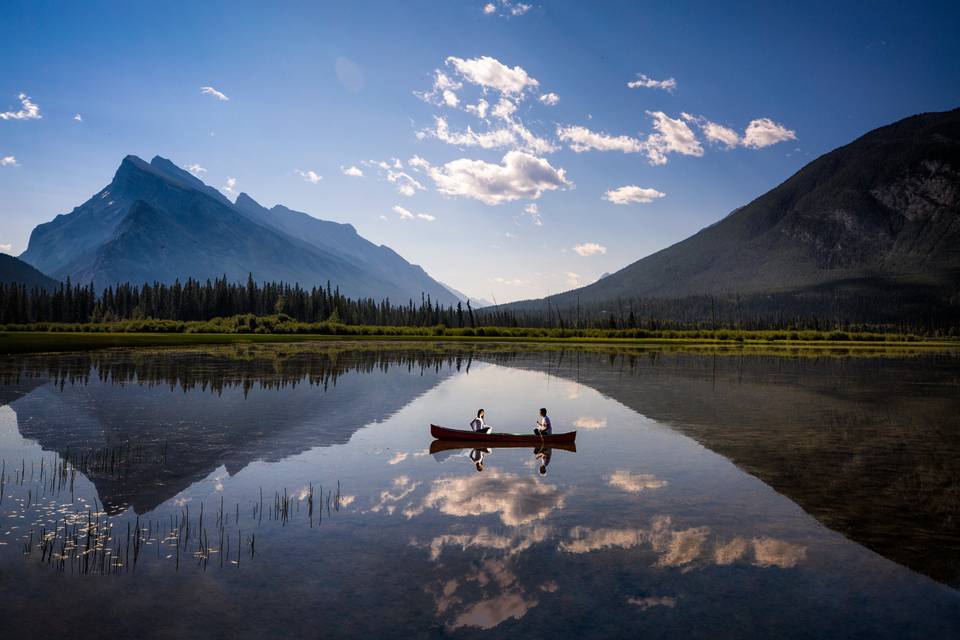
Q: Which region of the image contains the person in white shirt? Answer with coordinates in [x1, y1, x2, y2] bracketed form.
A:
[534, 408, 552, 435]
[469, 409, 492, 434]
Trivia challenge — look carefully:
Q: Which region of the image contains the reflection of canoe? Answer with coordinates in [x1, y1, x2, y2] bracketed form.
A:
[429, 439, 577, 454]
[430, 424, 577, 444]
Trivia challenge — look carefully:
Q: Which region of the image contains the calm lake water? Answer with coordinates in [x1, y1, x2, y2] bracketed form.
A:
[1, 343, 958, 638]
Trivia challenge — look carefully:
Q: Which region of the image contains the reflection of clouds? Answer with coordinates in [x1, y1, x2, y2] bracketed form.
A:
[539, 580, 558, 593]
[573, 416, 607, 429]
[418, 470, 566, 526]
[559, 526, 642, 554]
[752, 537, 806, 568]
[448, 591, 538, 631]
[714, 536, 749, 565]
[387, 451, 409, 465]
[628, 596, 676, 610]
[565, 383, 581, 400]
[608, 470, 667, 494]
[424, 524, 551, 560]
[370, 475, 420, 515]
[648, 516, 709, 567]
[338, 495, 356, 507]
[559, 517, 806, 571]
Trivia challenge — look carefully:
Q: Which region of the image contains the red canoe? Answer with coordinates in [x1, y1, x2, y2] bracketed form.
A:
[430, 424, 577, 444]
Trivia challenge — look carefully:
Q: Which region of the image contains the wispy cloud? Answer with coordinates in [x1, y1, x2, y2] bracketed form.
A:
[557, 125, 643, 153]
[296, 169, 323, 184]
[483, 1, 532, 17]
[627, 73, 677, 92]
[200, 86, 229, 101]
[393, 205, 415, 220]
[341, 165, 364, 177]
[538, 92, 560, 106]
[73, 113, 83, 122]
[186, 163, 206, 176]
[573, 242, 606, 257]
[417, 213, 436, 221]
[565, 272, 582, 287]
[523, 203, 543, 226]
[603, 185, 665, 205]
[0, 243, 12, 253]
[0, 93, 41, 120]
[223, 177, 238, 195]
[0, 156, 18, 167]
[492, 277, 527, 286]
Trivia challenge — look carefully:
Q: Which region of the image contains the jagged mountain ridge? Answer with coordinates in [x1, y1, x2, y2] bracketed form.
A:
[20, 155, 460, 304]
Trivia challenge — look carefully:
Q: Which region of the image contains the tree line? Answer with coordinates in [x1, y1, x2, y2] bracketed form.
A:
[0, 275, 956, 335]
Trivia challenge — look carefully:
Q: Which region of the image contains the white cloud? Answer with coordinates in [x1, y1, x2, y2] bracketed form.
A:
[0, 156, 18, 167]
[417, 213, 436, 221]
[379, 214, 389, 221]
[465, 98, 490, 118]
[565, 272, 582, 287]
[627, 74, 677, 92]
[223, 177, 238, 195]
[492, 97, 517, 121]
[742, 117, 797, 149]
[443, 89, 460, 108]
[200, 86, 229, 101]
[296, 169, 324, 184]
[556, 125, 643, 153]
[73, 113, 83, 122]
[643, 111, 703, 165]
[538, 92, 560, 106]
[186, 163, 206, 176]
[393, 205, 415, 220]
[0, 93, 41, 120]
[427, 116, 517, 150]
[388, 451, 409, 465]
[342, 165, 364, 177]
[523, 203, 543, 226]
[603, 185, 665, 205]
[408, 155, 431, 171]
[446, 56, 539, 97]
[608, 470, 667, 493]
[681, 113, 740, 149]
[483, 0, 532, 17]
[573, 242, 606, 257]
[425, 151, 571, 205]
[0, 243, 12, 254]
[388, 169, 425, 196]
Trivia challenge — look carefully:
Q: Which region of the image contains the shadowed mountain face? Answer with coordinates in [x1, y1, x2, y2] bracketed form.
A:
[507, 108, 960, 313]
[19, 155, 458, 304]
[0, 254, 58, 289]
[6, 346, 458, 513]
[495, 348, 960, 587]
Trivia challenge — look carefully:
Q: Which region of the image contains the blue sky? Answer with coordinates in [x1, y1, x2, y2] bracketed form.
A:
[1, 1, 958, 302]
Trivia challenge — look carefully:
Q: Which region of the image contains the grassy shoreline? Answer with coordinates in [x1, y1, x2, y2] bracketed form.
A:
[2, 330, 958, 355]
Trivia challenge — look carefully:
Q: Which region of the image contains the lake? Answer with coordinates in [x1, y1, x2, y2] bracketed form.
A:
[1, 343, 958, 638]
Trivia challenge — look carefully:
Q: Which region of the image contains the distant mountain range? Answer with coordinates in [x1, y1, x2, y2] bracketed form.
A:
[18, 155, 460, 304]
[504, 108, 960, 317]
[0, 253, 58, 290]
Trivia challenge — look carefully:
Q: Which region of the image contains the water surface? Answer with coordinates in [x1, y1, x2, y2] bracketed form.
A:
[1, 343, 958, 638]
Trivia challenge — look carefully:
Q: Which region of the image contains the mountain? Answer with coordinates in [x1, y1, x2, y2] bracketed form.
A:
[508, 108, 960, 314]
[0, 254, 58, 289]
[19, 155, 459, 304]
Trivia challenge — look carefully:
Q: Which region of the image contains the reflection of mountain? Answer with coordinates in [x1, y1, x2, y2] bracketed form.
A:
[491, 349, 960, 587]
[9, 347, 456, 513]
